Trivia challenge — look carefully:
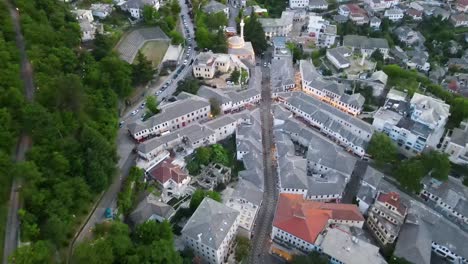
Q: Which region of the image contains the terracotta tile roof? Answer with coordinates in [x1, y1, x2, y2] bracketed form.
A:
[448, 80, 459, 91]
[273, 194, 364, 244]
[406, 8, 423, 17]
[346, 4, 366, 15]
[458, 0, 468, 7]
[150, 159, 188, 184]
[377, 192, 407, 216]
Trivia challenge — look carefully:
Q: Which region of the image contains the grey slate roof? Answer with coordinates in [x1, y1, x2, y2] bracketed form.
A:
[202, 0, 227, 14]
[394, 222, 432, 264]
[232, 179, 263, 206]
[182, 198, 239, 249]
[127, 95, 210, 134]
[198, 86, 232, 104]
[270, 56, 295, 92]
[362, 165, 383, 188]
[130, 193, 175, 225]
[327, 47, 351, 66]
[343, 35, 389, 50]
[306, 131, 357, 177]
[306, 171, 347, 197]
[205, 115, 236, 130]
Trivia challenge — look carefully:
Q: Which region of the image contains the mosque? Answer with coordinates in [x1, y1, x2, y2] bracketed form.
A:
[227, 18, 256, 64]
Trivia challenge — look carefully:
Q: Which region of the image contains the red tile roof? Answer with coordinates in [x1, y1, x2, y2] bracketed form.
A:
[346, 4, 367, 15]
[406, 8, 423, 17]
[273, 194, 364, 244]
[377, 192, 407, 216]
[150, 159, 188, 184]
[448, 80, 459, 91]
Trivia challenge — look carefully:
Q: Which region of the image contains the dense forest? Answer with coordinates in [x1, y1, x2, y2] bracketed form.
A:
[0, 0, 141, 261]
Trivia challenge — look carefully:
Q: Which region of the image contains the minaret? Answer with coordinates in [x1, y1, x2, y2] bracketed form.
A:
[240, 18, 245, 40]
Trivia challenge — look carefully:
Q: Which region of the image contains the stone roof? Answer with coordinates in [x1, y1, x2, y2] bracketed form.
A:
[202, 0, 227, 14]
[343, 35, 389, 50]
[130, 193, 175, 225]
[182, 198, 239, 249]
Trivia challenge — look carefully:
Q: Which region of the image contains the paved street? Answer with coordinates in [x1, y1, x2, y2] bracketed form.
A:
[247, 52, 283, 264]
[3, 1, 36, 263]
[71, 0, 198, 250]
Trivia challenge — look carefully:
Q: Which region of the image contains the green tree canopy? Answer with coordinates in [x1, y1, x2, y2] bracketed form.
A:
[146, 96, 160, 116]
[9, 240, 53, 264]
[396, 159, 425, 193]
[189, 189, 222, 211]
[209, 98, 221, 117]
[235, 236, 251, 262]
[244, 14, 268, 54]
[367, 132, 398, 167]
[132, 51, 155, 86]
[421, 150, 450, 181]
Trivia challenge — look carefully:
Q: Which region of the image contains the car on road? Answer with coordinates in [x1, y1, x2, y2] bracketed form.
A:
[119, 121, 125, 128]
[183, 60, 188, 65]
[131, 109, 139, 116]
[139, 102, 146, 109]
[263, 62, 267, 67]
[156, 90, 162, 95]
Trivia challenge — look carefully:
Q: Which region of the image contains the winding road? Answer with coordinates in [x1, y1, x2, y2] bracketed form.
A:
[3, 1, 36, 263]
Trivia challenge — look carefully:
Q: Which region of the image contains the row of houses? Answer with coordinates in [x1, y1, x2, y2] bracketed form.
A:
[278, 91, 374, 157]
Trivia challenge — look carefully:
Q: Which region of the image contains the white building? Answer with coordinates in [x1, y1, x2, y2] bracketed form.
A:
[315, 227, 388, 264]
[410, 93, 450, 130]
[122, 0, 160, 19]
[280, 90, 373, 157]
[300, 60, 365, 116]
[259, 11, 294, 38]
[326, 46, 352, 69]
[127, 94, 211, 141]
[224, 179, 262, 238]
[442, 120, 468, 164]
[370, 17, 381, 29]
[308, 0, 328, 10]
[192, 52, 248, 79]
[343, 35, 390, 58]
[290, 0, 309, 8]
[355, 166, 383, 214]
[307, 14, 337, 48]
[270, 193, 365, 258]
[384, 8, 404, 21]
[182, 198, 239, 264]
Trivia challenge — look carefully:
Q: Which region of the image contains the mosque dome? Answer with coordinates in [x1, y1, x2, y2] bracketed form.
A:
[228, 36, 245, 49]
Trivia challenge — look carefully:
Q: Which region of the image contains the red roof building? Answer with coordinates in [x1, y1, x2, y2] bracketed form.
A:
[150, 159, 188, 185]
[406, 8, 423, 20]
[272, 194, 364, 246]
[376, 191, 407, 216]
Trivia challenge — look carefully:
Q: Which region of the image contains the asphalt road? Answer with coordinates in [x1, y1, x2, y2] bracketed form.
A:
[247, 51, 283, 264]
[3, 1, 36, 263]
[71, 0, 199, 252]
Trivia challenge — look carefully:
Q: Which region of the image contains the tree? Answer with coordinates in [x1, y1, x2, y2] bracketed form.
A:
[287, 42, 303, 63]
[134, 220, 173, 245]
[211, 144, 229, 166]
[132, 51, 155, 86]
[244, 14, 268, 54]
[170, 0, 181, 14]
[176, 78, 200, 95]
[292, 251, 328, 264]
[230, 68, 241, 83]
[9, 241, 53, 264]
[189, 189, 222, 211]
[235, 236, 251, 262]
[395, 159, 424, 193]
[367, 133, 398, 167]
[169, 30, 184, 45]
[195, 146, 213, 165]
[146, 96, 160, 116]
[143, 6, 159, 24]
[209, 98, 221, 117]
[240, 69, 249, 84]
[421, 150, 450, 181]
[73, 238, 115, 264]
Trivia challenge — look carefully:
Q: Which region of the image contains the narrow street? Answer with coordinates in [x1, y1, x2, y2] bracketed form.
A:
[247, 52, 282, 264]
[3, 1, 36, 263]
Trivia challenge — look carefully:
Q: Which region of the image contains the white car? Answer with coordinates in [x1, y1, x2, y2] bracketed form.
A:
[156, 90, 162, 95]
[131, 109, 139, 116]
[183, 60, 188, 65]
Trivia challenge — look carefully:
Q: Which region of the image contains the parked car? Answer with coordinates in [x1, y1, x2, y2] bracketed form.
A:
[183, 60, 188, 65]
[119, 121, 125, 128]
[131, 109, 139, 115]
